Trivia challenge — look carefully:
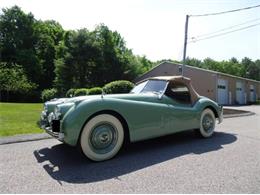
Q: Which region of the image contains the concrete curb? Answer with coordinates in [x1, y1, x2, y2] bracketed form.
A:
[223, 108, 255, 119]
[0, 108, 255, 145]
[0, 133, 52, 145]
[223, 112, 255, 118]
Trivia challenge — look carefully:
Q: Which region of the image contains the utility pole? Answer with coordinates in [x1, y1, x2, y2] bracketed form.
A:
[182, 15, 189, 77]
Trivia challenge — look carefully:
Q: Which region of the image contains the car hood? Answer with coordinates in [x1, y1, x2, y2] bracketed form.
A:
[51, 93, 161, 104]
[44, 93, 160, 113]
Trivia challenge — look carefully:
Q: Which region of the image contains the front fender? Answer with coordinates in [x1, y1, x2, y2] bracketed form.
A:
[61, 97, 114, 146]
[194, 98, 222, 121]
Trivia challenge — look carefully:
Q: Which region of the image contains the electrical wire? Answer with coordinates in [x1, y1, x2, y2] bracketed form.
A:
[190, 17, 260, 39]
[188, 22, 260, 43]
[182, 4, 260, 59]
[190, 4, 260, 17]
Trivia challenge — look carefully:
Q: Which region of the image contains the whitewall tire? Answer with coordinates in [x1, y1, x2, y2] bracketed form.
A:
[80, 114, 124, 161]
[198, 108, 216, 138]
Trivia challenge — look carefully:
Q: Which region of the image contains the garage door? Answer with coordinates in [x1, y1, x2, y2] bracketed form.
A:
[217, 79, 228, 105]
[250, 84, 256, 102]
[236, 81, 245, 104]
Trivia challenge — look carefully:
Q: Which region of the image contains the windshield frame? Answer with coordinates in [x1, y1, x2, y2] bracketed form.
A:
[131, 79, 169, 95]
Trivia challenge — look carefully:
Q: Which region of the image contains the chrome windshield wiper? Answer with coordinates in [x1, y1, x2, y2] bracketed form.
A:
[151, 91, 160, 95]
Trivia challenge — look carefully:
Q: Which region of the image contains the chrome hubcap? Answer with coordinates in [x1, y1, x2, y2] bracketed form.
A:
[90, 123, 118, 154]
[202, 114, 214, 132]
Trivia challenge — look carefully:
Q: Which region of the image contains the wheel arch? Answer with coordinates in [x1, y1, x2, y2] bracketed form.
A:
[204, 105, 218, 119]
[77, 109, 130, 146]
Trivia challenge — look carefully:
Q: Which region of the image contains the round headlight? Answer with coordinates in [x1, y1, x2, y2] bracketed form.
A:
[54, 106, 60, 113]
[43, 103, 48, 112]
[48, 112, 54, 124]
[54, 106, 61, 119]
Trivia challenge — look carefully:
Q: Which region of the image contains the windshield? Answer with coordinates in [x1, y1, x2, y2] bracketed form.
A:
[131, 80, 168, 94]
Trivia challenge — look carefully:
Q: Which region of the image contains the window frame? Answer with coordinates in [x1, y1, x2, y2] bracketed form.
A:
[165, 81, 192, 105]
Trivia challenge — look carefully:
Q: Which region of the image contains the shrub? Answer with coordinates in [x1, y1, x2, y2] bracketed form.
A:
[41, 88, 58, 102]
[254, 99, 260, 105]
[74, 88, 88, 96]
[103, 80, 134, 94]
[88, 87, 103, 95]
[66, 88, 76, 97]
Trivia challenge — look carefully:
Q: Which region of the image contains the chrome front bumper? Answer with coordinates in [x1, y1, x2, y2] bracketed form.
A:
[41, 111, 64, 142]
[45, 127, 64, 141]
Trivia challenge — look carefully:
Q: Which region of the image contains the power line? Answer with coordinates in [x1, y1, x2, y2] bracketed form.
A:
[190, 17, 260, 39]
[190, 4, 260, 17]
[181, 4, 260, 75]
[188, 22, 260, 43]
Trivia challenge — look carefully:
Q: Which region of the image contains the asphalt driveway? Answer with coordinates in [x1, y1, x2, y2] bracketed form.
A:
[0, 105, 259, 193]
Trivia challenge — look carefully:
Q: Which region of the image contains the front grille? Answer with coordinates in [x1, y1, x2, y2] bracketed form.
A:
[51, 120, 60, 132]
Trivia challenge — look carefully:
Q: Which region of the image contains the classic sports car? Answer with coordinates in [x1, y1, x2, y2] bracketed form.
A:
[41, 76, 223, 161]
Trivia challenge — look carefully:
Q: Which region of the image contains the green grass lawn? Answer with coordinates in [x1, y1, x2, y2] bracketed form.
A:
[0, 103, 44, 137]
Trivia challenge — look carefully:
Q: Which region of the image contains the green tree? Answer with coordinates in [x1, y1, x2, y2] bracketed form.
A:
[54, 24, 142, 93]
[34, 20, 64, 89]
[202, 58, 222, 72]
[54, 29, 101, 93]
[241, 57, 260, 80]
[0, 6, 41, 85]
[92, 24, 146, 84]
[92, 24, 126, 85]
[0, 6, 65, 92]
[133, 55, 153, 75]
[185, 57, 202, 68]
[254, 60, 260, 81]
[222, 58, 243, 77]
[0, 63, 36, 100]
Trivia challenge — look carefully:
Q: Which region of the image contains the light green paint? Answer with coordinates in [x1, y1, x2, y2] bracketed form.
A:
[42, 93, 222, 146]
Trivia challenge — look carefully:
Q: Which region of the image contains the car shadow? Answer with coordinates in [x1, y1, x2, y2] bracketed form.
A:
[33, 130, 237, 184]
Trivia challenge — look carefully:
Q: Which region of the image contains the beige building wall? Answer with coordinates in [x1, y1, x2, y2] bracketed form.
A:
[247, 80, 260, 102]
[183, 67, 216, 101]
[246, 81, 252, 102]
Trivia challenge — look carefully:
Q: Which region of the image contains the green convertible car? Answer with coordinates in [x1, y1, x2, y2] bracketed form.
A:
[41, 76, 223, 161]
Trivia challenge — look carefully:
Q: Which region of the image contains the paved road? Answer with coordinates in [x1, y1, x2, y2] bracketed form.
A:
[1, 106, 260, 193]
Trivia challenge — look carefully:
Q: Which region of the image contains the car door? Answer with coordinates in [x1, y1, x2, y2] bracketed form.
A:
[124, 94, 175, 142]
[163, 82, 199, 133]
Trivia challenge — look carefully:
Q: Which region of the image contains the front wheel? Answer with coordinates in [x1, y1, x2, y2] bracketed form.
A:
[80, 114, 124, 161]
[197, 108, 216, 138]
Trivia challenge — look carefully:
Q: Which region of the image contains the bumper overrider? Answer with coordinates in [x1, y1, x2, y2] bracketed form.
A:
[218, 105, 223, 123]
[40, 110, 64, 141]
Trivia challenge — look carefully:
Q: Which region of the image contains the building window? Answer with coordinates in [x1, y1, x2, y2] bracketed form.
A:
[178, 65, 182, 73]
[218, 85, 226, 89]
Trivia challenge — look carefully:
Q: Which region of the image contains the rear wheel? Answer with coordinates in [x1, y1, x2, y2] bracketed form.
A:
[80, 114, 124, 161]
[197, 108, 216, 138]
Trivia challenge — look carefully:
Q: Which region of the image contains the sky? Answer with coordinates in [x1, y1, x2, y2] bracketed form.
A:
[0, 0, 260, 62]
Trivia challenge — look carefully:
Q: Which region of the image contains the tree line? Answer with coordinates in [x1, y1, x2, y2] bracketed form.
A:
[0, 6, 259, 102]
[183, 57, 260, 81]
[0, 6, 153, 102]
